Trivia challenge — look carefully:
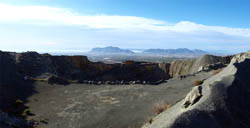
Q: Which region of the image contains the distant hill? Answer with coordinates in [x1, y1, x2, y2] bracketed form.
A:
[143, 48, 207, 55]
[89, 46, 207, 56]
[90, 46, 134, 54]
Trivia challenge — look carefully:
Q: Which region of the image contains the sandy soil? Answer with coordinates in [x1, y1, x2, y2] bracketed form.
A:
[25, 72, 212, 128]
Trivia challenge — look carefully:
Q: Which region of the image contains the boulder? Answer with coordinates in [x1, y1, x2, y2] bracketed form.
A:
[182, 86, 202, 109]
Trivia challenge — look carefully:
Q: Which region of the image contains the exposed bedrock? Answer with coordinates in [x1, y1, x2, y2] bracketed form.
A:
[0, 51, 171, 84]
[143, 51, 250, 128]
[169, 54, 232, 77]
[169, 59, 195, 77]
[189, 54, 232, 73]
[0, 51, 18, 85]
[0, 51, 232, 85]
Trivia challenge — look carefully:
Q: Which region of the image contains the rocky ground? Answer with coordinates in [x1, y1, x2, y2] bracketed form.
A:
[24, 72, 211, 128]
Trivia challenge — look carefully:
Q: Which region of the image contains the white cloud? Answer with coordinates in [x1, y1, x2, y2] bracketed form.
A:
[0, 3, 166, 30]
[0, 3, 250, 37]
[0, 3, 250, 54]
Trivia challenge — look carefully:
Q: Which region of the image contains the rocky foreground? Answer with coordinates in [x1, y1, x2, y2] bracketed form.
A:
[142, 51, 250, 128]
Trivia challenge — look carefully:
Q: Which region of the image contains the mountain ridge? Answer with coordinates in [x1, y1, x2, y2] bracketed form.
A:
[89, 46, 207, 56]
[143, 48, 207, 55]
[89, 46, 134, 54]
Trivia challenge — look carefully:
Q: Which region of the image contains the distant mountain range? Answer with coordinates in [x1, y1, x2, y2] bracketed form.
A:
[143, 48, 207, 55]
[90, 46, 134, 54]
[89, 46, 207, 56]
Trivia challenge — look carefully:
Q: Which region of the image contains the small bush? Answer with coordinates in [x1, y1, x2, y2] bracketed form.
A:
[15, 99, 24, 104]
[39, 118, 49, 124]
[153, 101, 171, 115]
[124, 60, 135, 65]
[194, 80, 203, 86]
[22, 109, 31, 116]
[147, 117, 153, 124]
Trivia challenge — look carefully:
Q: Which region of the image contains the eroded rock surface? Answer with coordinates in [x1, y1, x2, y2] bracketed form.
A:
[1, 51, 171, 84]
[0, 51, 232, 86]
[182, 86, 202, 109]
[169, 54, 231, 77]
[143, 51, 250, 128]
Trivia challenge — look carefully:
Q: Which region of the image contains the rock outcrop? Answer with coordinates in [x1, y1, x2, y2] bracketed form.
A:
[189, 54, 231, 73]
[197, 62, 225, 72]
[0, 51, 233, 86]
[169, 59, 195, 77]
[169, 54, 232, 77]
[142, 51, 250, 128]
[0, 51, 18, 85]
[0, 51, 171, 85]
[182, 86, 202, 109]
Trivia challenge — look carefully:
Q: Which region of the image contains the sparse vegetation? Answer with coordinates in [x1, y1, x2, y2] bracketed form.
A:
[147, 101, 171, 125]
[124, 60, 135, 65]
[153, 101, 171, 115]
[194, 80, 203, 86]
[147, 117, 153, 124]
[39, 118, 49, 124]
[15, 99, 24, 104]
[22, 109, 31, 116]
[30, 77, 47, 82]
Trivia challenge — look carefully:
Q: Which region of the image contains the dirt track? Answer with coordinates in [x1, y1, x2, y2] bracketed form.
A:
[25, 72, 211, 128]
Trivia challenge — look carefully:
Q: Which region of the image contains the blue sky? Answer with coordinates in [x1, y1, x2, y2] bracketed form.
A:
[0, 0, 250, 53]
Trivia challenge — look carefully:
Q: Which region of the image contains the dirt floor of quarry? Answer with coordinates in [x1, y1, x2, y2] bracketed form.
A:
[25, 72, 212, 128]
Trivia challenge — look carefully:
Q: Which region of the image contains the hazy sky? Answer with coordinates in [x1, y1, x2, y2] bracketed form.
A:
[0, 0, 250, 53]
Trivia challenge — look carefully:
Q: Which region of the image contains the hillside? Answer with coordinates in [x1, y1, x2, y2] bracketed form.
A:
[143, 51, 250, 128]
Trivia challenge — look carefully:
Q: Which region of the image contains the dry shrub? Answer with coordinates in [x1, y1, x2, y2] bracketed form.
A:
[145, 65, 154, 72]
[194, 80, 203, 86]
[22, 109, 31, 116]
[147, 117, 153, 124]
[124, 60, 135, 65]
[153, 101, 171, 115]
[212, 69, 222, 75]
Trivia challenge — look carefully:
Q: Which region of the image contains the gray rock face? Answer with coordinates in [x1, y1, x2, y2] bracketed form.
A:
[189, 54, 231, 74]
[182, 86, 202, 109]
[1, 51, 172, 83]
[169, 59, 195, 77]
[0, 52, 20, 109]
[168, 54, 231, 77]
[0, 51, 232, 86]
[197, 62, 226, 72]
[0, 51, 17, 85]
[143, 51, 250, 128]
